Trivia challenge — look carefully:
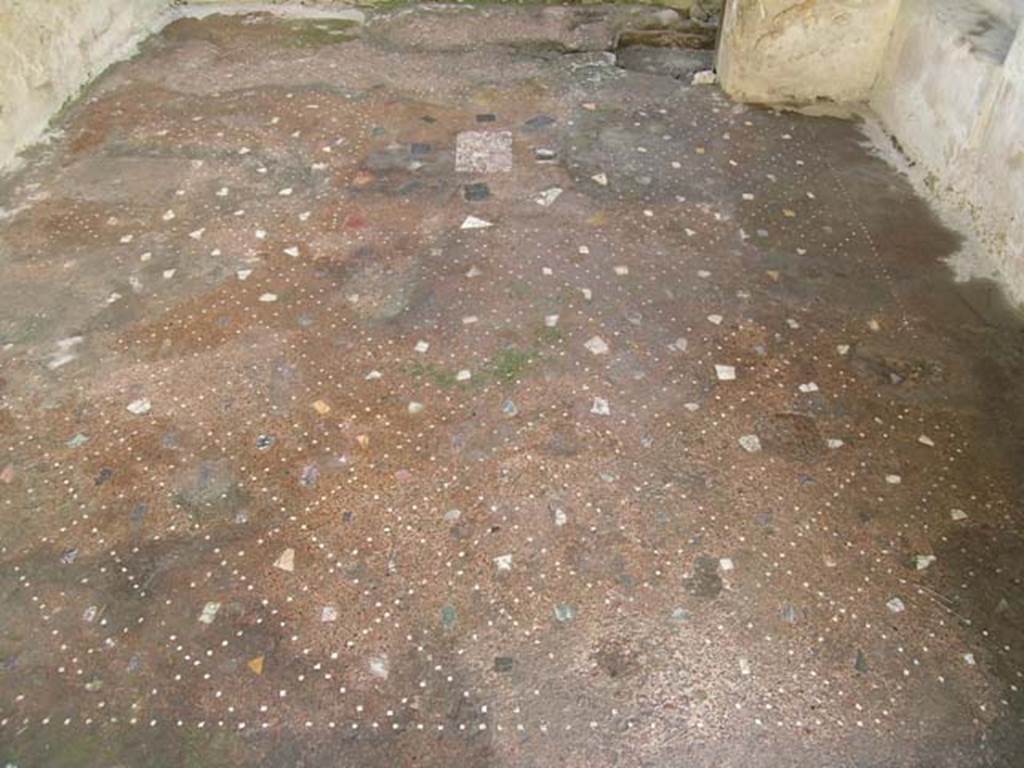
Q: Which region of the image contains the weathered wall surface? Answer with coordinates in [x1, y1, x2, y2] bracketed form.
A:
[716, 0, 901, 103]
[0, 0, 168, 170]
[871, 0, 1024, 303]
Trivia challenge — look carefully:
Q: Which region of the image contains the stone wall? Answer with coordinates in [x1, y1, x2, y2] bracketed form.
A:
[716, 0, 901, 104]
[0, 0, 168, 169]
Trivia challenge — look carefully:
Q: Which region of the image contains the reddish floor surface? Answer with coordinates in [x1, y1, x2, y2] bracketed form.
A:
[1, 6, 1023, 767]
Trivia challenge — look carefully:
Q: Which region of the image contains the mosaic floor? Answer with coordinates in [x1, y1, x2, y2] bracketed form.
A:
[1, 5, 1023, 767]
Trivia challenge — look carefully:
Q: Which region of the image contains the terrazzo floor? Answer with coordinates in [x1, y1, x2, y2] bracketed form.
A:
[1, 5, 1023, 767]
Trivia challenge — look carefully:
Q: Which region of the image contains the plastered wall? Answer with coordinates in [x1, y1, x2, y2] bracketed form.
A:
[871, 0, 1024, 302]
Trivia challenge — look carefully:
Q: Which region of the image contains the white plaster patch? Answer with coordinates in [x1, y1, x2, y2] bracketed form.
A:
[127, 398, 152, 415]
[369, 655, 389, 679]
[198, 601, 221, 624]
[715, 364, 736, 381]
[460, 215, 492, 230]
[738, 434, 761, 453]
[535, 187, 562, 206]
[455, 131, 513, 173]
[274, 548, 295, 572]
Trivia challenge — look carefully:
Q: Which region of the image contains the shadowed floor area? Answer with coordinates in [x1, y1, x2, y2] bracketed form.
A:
[1, 5, 1023, 767]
